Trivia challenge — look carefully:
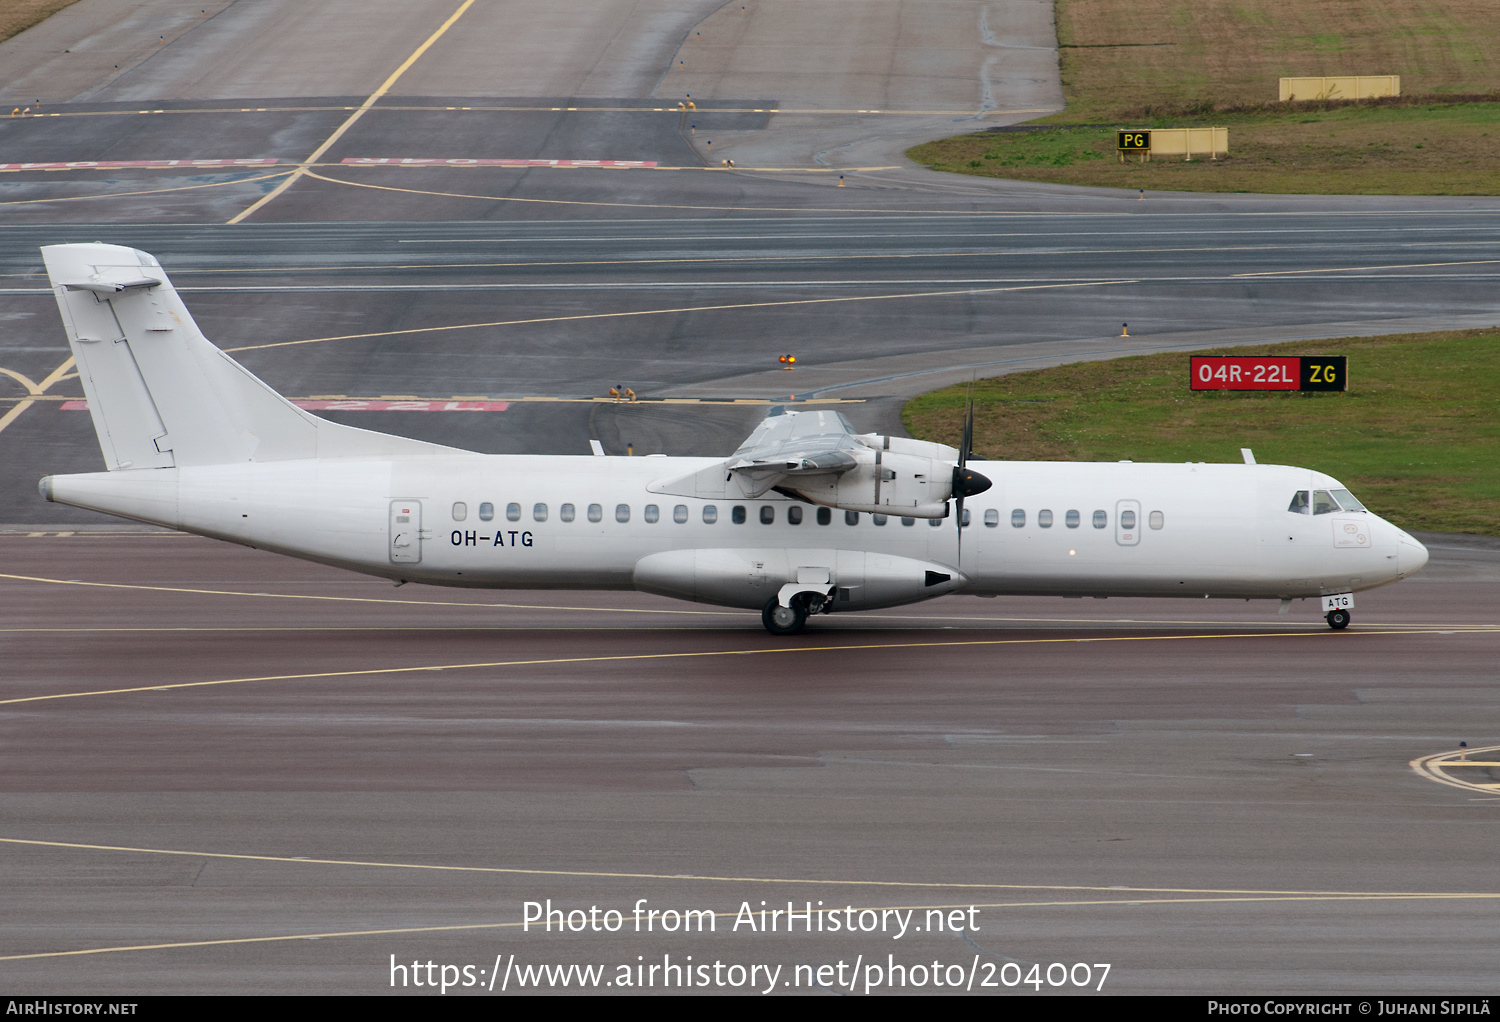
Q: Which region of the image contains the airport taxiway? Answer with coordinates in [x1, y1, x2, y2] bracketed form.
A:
[1, 0, 1497, 995]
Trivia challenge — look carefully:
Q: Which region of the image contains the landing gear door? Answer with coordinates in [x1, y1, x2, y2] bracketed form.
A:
[389, 500, 422, 564]
[1115, 499, 1141, 546]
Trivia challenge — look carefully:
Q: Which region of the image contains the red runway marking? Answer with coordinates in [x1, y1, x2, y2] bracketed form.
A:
[61, 399, 511, 412]
[0, 159, 279, 170]
[341, 157, 658, 168]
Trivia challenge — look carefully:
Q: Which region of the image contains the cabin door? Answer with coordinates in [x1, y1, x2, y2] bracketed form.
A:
[389, 500, 423, 564]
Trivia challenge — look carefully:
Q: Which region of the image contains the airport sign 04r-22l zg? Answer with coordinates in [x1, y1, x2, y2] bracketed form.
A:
[1190, 356, 1347, 392]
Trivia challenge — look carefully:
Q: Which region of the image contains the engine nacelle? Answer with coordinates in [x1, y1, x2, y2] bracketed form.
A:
[632, 547, 968, 610]
[783, 447, 952, 518]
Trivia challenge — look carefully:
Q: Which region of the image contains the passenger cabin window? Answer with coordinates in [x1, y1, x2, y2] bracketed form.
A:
[929, 516, 943, 528]
[478, 502, 494, 522]
[1329, 488, 1366, 511]
[760, 506, 775, 525]
[1065, 509, 1080, 529]
[506, 503, 521, 522]
[845, 510, 860, 525]
[644, 504, 659, 523]
[872, 514, 888, 526]
[1011, 509, 1026, 528]
[1120, 509, 1137, 531]
[673, 505, 688, 524]
[817, 507, 831, 525]
[1288, 490, 1311, 514]
[731, 505, 746, 524]
[1312, 490, 1340, 515]
[984, 509, 999, 528]
[452, 502, 467, 522]
[1149, 510, 1164, 530]
[560, 503, 576, 522]
[787, 506, 803, 525]
[901, 517, 915, 527]
[1038, 509, 1054, 528]
[615, 504, 630, 523]
[703, 505, 718, 524]
[533, 503, 548, 522]
[961, 507, 971, 528]
[587, 503, 603, 523]
[1093, 510, 1107, 529]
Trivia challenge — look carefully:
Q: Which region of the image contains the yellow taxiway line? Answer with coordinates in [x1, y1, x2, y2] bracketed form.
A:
[225, 0, 476, 225]
[1410, 745, 1500, 794]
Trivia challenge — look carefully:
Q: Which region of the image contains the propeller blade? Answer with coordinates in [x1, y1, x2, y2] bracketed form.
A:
[956, 492, 965, 563]
[955, 388, 978, 565]
[959, 393, 974, 470]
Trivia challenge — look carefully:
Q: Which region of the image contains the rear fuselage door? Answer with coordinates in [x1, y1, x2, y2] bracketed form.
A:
[390, 500, 422, 564]
[1115, 499, 1141, 546]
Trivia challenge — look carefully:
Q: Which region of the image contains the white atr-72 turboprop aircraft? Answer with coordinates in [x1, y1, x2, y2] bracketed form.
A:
[38, 244, 1429, 634]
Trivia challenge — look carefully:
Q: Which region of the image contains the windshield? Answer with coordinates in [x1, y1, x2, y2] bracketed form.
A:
[1328, 487, 1366, 511]
[1312, 490, 1340, 515]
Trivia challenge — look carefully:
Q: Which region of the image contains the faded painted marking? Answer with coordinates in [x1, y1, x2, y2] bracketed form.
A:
[0, 159, 278, 171]
[342, 158, 658, 168]
[61, 398, 511, 412]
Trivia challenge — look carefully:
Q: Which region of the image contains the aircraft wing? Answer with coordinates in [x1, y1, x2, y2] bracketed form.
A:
[719, 408, 977, 517]
[726, 408, 866, 488]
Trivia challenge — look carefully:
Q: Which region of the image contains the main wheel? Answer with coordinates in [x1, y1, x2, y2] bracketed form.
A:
[1326, 608, 1351, 630]
[762, 597, 808, 636]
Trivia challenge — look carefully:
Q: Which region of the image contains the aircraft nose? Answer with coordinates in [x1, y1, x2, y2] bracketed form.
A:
[1397, 531, 1429, 576]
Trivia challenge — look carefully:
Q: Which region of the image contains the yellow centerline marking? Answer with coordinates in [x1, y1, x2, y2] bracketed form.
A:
[2, 890, 1492, 963]
[1233, 258, 1500, 277]
[221, 277, 1136, 353]
[0, 571, 742, 615]
[5, 571, 1492, 632]
[0, 246, 1491, 284]
[0, 629, 1455, 709]
[298, 165, 942, 213]
[0, 169, 293, 208]
[6, 103, 1045, 121]
[16, 394, 864, 406]
[1410, 745, 1500, 794]
[2, 835, 1496, 900]
[225, 0, 476, 225]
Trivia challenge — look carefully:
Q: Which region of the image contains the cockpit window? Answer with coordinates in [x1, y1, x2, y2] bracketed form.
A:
[1287, 491, 1310, 514]
[1312, 489, 1340, 515]
[1328, 488, 1365, 511]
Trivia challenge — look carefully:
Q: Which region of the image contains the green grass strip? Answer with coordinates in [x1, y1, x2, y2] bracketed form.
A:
[903, 330, 1500, 536]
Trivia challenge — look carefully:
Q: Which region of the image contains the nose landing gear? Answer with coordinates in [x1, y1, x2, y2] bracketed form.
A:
[1325, 608, 1351, 630]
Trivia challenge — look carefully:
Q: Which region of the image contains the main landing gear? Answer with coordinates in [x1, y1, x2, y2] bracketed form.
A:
[1325, 608, 1351, 630]
[762, 597, 808, 635]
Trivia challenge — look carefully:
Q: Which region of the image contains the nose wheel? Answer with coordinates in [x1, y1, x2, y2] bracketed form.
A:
[762, 597, 808, 636]
[1325, 608, 1351, 630]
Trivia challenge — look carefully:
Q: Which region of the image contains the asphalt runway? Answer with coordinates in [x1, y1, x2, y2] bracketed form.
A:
[1, 0, 1498, 997]
[1, 531, 1497, 993]
[3, 210, 1498, 524]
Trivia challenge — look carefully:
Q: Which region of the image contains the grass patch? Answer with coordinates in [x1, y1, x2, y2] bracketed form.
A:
[1050, 0, 1500, 122]
[908, 100, 1500, 194]
[0, 0, 82, 46]
[911, 0, 1500, 194]
[902, 330, 1500, 536]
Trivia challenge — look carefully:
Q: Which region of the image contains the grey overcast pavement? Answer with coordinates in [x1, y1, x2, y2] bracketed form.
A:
[0, 0, 1496, 995]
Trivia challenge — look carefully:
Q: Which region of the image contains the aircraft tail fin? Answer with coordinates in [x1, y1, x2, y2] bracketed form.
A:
[42, 243, 458, 469]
